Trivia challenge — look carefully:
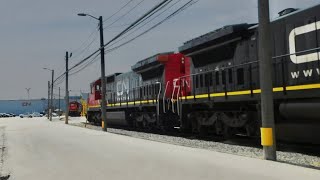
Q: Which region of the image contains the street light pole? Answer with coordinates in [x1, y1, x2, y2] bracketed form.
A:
[50, 69, 54, 121]
[98, 16, 108, 132]
[78, 13, 107, 131]
[65, 51, 70, 124]
[47, 81, 50, 120]
[258, 0, 276, 160]
[58, 87, 60, 117]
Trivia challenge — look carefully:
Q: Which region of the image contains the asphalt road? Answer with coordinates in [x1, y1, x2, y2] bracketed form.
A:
[0, 117, 319, 180]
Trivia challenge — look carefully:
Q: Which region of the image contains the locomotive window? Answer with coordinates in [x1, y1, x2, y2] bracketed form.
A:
[222, 70, 226, 85]
[237, 68, 244, 85]
[228, 69, 233, 83]
[200, 74, 204, 87]
[96, 85, 100, 91]
[215, 71, 220, 85]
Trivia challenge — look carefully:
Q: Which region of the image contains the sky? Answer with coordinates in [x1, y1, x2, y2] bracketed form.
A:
[0, 0, 320, 100]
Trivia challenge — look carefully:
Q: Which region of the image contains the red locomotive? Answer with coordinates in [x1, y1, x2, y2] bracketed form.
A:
[69, 101, 82, 117]
[87, 52, 191, 128]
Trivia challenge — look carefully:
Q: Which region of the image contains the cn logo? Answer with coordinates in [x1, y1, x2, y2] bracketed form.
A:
[22, 102, 31, 106]
[289, 21, 320, 64]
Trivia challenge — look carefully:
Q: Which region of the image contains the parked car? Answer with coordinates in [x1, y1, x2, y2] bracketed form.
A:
[8, 113, 16, 117]
[5, 113, 13, 117]
[19, 113, 31, 118]
[45, 112, 58, 117]
[31, 112, 42, 117]
[0, 113, 12, 117]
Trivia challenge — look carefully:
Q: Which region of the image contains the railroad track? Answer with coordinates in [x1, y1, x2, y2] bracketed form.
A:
[81, 122, 320, 158]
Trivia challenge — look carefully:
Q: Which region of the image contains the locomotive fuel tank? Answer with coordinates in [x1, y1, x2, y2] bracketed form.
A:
[279, 99, 320, 121]
[106, 111, 129, 126]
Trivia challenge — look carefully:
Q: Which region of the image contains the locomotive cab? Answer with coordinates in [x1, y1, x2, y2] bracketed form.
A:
[91, 79, 101, 100]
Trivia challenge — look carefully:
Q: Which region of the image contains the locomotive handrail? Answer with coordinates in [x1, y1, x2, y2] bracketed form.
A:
[178, 46, 320, 81]
[171, 80, 177, 113]
[105, 82, 163, 106]
[272, 46, 320, 59]
[163, 81, 170, 113]
[156, 82, 162, 116]
[176, 85, 181, 116]
[178, 60, 259, 80]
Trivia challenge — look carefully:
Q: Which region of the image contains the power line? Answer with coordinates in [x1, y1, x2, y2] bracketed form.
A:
[55, 51, 99, 83]
[81, 0, 174, 73]
[71, 31, 99, 61]
[104, 23, 132, 29]
[71, 26, 99, 58]
[106, 0, 199, 53]
[69, 52, 101, 77]
[69, 0, 136, 62]
[54, 0, 173, 83]
[103, 0, 136, 23]
[102, 0, 172, 49]
[115, 0, 174, 35]
[103, 0, 146, 30]
[107, 0, 184, 49]
[74, 0, 196, 73]
[54, 52, 100, 85]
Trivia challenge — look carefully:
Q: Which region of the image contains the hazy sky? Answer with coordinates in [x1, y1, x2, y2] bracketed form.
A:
[1, 0, 320, 100]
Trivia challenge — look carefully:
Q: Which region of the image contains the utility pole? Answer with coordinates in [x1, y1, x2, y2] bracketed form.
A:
[65, 51, 70, 124]
[77, 13, 107, 131]
[58, 87, 60, 117]
[99, 16, 108, 132]
[258, 0, 276, 160]
[50, 70, 54, 121]
[47, 81, 50, 120]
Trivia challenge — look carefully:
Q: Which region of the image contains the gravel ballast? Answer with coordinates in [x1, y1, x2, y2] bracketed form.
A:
[67, 117, 320, 169]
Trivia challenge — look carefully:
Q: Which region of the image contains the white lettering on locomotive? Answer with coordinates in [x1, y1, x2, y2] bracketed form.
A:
[290, 68, 320, 79]
[289, 21, 320, 64]
[303, 69, 313, 77]
[291, 71, 300, 79]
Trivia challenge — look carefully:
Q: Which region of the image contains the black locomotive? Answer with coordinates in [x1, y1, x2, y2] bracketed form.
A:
[87, 5, 320, 143]
[178, 6, 320, 143]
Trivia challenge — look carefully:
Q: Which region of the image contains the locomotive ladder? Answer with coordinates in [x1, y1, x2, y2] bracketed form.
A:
[171, 79, 181, 116]
[162, 81, 170, 113]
